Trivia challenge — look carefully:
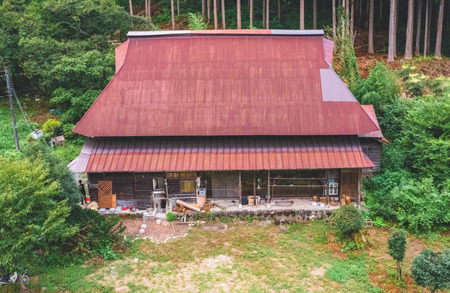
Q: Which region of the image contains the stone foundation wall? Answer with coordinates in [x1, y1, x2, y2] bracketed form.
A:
[178, 209, 333, 225]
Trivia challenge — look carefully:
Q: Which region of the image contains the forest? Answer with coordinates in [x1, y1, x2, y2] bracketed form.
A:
[0, 0, 449, 292]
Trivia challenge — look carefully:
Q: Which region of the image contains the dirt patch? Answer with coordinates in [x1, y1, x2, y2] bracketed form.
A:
[121, 219, 190, 243]
[310, 267, 326, 277]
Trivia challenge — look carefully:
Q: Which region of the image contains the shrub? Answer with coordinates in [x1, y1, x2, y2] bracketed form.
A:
[330, 205, 364, 239]
[388, 229, 407, 279]
[166, 211, 176, 222]
[188, 13, 207, 30]
[67, 206, 125, 258]
[42, 118, 61, 136]
[351, 62, 400, 112]
[411, 249, 450, 293]
[22, 142, 82, 205]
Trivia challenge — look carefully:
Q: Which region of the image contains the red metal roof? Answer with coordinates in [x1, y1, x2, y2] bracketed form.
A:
[115, 40, 129, 73]
[359, 105, 384, 138]
[85, 136, 374, 172]
[74, 30, 379, 137]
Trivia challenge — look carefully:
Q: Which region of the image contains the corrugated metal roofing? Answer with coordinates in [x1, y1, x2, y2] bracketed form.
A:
[74, 31, 379, 137]
[359, 105, 384, 138]
[115, 40, 129, 73]
[85, 136, 374, 172]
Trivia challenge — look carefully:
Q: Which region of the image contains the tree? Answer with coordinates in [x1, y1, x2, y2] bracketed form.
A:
[237, 0, 241, 29]
[278, 0, 281, 20]
[128, 0, 133, 15]
[202, 0, 206, 17]
[388, 229, 407, 279]
[351, 0, 354, 42]
[177, 0, 180, 16]
[221, 0, 225, 28]
[388, 0, 396, 62]
[404, 0, 415, 59]
[332, 0, 336, 43]
[250, 0, 253, 27]
[368, 0, 374, 54]
[266, 0, 269, 29]
[171, 0, 175, 29]
[0, 158, 78, 291]
[213, 0, 218, 29]
[435, 0, 444, 59]
[424, 0, 430, 57]
[411, 249, 450, 293]
[300, 0, 305, 29]
[415, 0, 423, 56]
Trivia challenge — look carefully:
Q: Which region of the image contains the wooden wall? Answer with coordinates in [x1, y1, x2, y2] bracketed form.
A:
[359, 138, 382, 171]
[88, 172, 163, 208]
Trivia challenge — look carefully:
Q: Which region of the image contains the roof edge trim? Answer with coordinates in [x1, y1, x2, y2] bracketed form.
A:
[127, 29, 324, 38]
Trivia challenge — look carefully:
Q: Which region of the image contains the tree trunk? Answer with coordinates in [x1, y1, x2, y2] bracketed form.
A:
[380, 0, 383, 20]
[263, 0, 266, 28]
[221, 0, 226, 29]
[404, 0, 414, 59]
[129, 0, 133, 15]
[177, 0, 179, 16]
[424, 0, 429, 57]
[394, 0, 397, 57]
[214, 0, 218, 29]
[359, 0, 362, 21]
[278, 0, 281, 20]
[237, 0, 241, 29]
[208, 0, 211, 23]
[250, 0, 253, 27]
[434, 0, 444, 58]
[202, 0, 206, 18]
[415, 0, 422, 56]
[332, 0, 336, 44]
[145, 0, 148, 17]
[426, 0, 432, 54]
[342, 0, 346, 39]
[18, 275, 27, 293]
[388, 0, 396, 61]
[171, 0, 175, 29]
[368, 0, 374, 53]
[266, 0, 270, 29]
[351, 0, 355, 42]
[313, 0, 317, 29]
[300, 0, 305, 29]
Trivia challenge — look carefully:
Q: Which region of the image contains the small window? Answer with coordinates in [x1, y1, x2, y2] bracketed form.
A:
[153, 177, 165, 190]
[180, 180, 196, 193]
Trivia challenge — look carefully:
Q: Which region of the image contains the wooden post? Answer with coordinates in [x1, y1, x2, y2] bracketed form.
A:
[239, 171, 242, 206]
[267, 170, 271, 203]
[357, 169, 362, 207]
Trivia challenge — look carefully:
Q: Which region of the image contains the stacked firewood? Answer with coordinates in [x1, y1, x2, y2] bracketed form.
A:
[172, 203, 200, 214]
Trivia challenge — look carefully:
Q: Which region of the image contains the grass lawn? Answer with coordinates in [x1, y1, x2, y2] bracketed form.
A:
[26, 220, 449, 293]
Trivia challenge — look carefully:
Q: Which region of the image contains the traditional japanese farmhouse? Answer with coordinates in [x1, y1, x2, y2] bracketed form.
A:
[69, 29, 386, 210]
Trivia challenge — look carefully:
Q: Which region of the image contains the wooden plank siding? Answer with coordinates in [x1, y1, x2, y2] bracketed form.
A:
[88, 172, 163, 208]
[359, 138, 382, 172]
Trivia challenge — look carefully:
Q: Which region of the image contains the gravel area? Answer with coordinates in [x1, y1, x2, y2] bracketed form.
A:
[121, 219, 190, 243]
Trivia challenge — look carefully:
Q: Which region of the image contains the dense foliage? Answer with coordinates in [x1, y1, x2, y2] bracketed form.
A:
[0, 0, 149, 124]
[355, 63, 450, 234]
[411, 249, 450, 293]
[0, 157, 79, 271]
[330, 205, 364, 239]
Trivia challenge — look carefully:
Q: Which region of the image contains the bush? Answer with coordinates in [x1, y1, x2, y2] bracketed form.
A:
[411, 249, 450, 293]
[166, 211, 176, 222]
[22, 142, 82, 205]
[330, 205, 364, 239]
[351, 62, 400, 112]
[365, 173, 450, 233]
[388, 229, 407, 279]
[42, 119, 61, 136]
[67, 206, 125, 259]
[188, 13, 207, 30]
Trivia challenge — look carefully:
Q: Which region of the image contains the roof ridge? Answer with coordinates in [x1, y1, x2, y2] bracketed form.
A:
[127, 29, 324, 38]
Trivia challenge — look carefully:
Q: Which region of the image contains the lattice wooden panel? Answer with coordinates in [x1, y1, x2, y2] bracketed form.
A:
[98, 180, 116, 208]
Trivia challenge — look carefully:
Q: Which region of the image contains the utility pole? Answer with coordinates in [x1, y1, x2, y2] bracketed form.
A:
[5, 70, 20, 151]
